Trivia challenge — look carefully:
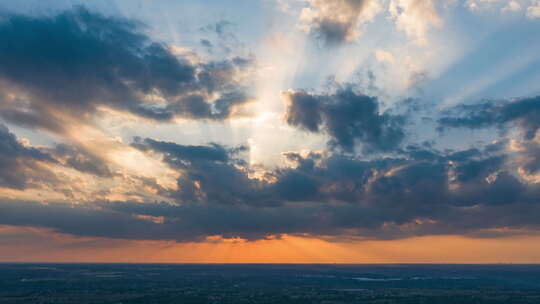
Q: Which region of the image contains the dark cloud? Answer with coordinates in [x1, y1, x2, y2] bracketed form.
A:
[134, 138, 367, 206]
[138, 137, 528, 213]
[516, 141, 540, 175]
[133, 137, 236, 163]
[133, 137, 272, 206]
[300, 0, 378, 46]
[85, 137, 539, 241]
[0, 7, 253, 133]
[438, 97, 540, 178]
[438, 96, 540, 139]
[1, 134, 540, 241]
[200, 39, 213, 49]
[0, 199, 160, 240]
[311, 19, 354, 46]
[0, 124, 56, 189]
[1, 146, 539, 242]
[284, 87, 405, 152]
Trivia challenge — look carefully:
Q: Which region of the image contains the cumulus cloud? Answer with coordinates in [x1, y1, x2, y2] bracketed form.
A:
[438, 96, 540, 182]
[1, 89, 540, 241]
[298, 0, 443, 46]
[528, 0, 540, 18]
[503, 1, 522, 12]
[299, 0, 382, 45]
[283, 86, 406, 152]
[111, 136, 540, 240]
[388, 0, 442, 45]
[133, 138, 323, 206]
[0, 7, 253, 134]
[297, 0, 539, 46]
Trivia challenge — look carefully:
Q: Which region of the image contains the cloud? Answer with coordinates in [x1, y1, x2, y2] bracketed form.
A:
[2, 139, 540, 241]
[0, 124, 57, 189]
[503, 1, 522, 12]
[438, 96, 540, 139]
[200, 20, 243, 55]
[0, 115, 539, 243]
[1, 4, 540, 245]
[528, 0, 540, 18]
[299, 0, 382, 45]
[133, 138, 269, 206]
[466, 0, 501, 11]
[0, 7, 253, 134]
[133, 138, 322, 206]
[298, 0, 442, 46]
[0, 199, 161, 241]
[388, 0, 442, 45]
[0, 124, 124, 197]
[466, 0, 540, 16]
[283, 86, 406, 152]
[436, 94, 540, 200]
[50, 144, 112, 178]
[125, 137, 540, 239]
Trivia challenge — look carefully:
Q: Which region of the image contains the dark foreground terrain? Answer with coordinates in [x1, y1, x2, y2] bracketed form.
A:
[1, 264, 540, 303]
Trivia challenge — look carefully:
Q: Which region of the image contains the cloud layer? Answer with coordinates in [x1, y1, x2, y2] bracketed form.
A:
[2, 129, 540, 242]
[0, 7, 253, 134]
[0, 6, 539, 246]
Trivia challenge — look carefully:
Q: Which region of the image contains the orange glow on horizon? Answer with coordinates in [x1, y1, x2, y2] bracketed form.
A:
[1, 226, 539, 264]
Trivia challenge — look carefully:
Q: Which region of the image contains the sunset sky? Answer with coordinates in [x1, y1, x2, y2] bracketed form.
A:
[1, 0, 540, 263]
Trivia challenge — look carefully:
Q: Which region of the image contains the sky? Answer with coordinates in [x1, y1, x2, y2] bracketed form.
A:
[1, 0, 540, 263]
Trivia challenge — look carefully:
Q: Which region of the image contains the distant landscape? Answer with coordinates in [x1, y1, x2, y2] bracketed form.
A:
[1, 264, 540, 303]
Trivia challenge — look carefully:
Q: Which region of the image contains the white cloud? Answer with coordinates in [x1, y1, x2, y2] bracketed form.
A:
[466, 0, 539, 15]
[299, 0, 383, 44]
[527, 0, 540, 18]
[502, 1, 522, 12]
[375, 49, 396, 64]
[388, 0, 443, 45]
[465, 0, 502, 11]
